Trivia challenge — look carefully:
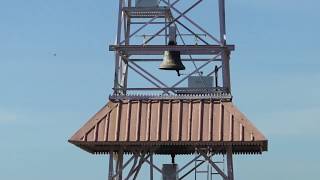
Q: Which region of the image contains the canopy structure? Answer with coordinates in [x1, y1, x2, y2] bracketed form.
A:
[69, 96, 267, 154]
[69, 1, 268, 179]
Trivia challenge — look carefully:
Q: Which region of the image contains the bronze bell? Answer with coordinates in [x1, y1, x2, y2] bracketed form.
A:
[159, 41, 185, 76]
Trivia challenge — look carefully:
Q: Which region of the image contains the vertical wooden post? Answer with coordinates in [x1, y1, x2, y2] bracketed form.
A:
[227, 147, 234, 180]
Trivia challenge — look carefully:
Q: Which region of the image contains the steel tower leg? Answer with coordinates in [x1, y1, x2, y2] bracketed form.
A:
[108, 152, 114, 180]
[226, 147, 234, 180]
[218, 0, 231, 92]
[114, 0, 131, 95]
[114, 0, 123, 94]
[116, 151, 124, 180]
[150, 154, 154, 180]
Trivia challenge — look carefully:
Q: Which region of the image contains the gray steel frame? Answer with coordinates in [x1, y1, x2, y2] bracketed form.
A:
[107, 148, 234, 180]
[111, 0, 233, 95]
[108, 2, 235, 178]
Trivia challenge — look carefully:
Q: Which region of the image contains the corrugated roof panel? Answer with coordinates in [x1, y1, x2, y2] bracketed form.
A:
[69, 98, 267, 154]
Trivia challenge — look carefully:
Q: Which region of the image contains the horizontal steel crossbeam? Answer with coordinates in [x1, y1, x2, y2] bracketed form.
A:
[109, 45, 235, 55]
[129, 58, 222, 62]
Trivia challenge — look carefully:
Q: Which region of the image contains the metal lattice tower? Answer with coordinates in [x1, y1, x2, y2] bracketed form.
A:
[110, 0, 233, 96]
[69, 1, 268, 180]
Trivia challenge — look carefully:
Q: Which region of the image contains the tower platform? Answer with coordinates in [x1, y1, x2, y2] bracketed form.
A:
[122, 6, 173, 19]
[69, 95, 267, 155]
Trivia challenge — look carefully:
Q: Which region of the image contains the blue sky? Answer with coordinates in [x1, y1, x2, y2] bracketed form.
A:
[1, 0, 320, 179]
